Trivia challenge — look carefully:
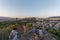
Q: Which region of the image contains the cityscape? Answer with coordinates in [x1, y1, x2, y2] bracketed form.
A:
[0, 0, 60, 40]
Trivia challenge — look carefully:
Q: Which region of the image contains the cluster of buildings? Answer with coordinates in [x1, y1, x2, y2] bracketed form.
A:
[20, 16, 60, 30]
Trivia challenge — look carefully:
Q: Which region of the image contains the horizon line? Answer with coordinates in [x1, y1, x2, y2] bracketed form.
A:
[0, 15, 60, 18]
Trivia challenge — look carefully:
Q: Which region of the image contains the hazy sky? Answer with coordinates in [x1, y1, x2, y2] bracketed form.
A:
[0, 0, 60, 18]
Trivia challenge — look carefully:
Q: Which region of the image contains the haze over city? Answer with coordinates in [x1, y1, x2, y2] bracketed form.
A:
[0, 0, 60, 18]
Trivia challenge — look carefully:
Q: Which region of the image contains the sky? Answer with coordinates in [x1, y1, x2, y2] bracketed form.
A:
[0, 0, 60, 18]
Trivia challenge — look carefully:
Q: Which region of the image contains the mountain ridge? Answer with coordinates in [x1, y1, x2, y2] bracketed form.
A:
[0, 17, 16, 22]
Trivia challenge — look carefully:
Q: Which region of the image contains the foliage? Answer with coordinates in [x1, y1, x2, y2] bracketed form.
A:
[46, 28, 60, 40]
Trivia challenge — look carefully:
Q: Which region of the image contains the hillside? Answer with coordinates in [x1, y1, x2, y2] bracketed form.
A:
[0, 17, 16, 22]
[49, 16, 60, 18]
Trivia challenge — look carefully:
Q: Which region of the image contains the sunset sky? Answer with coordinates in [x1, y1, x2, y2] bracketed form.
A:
[0, 0, 60, 18]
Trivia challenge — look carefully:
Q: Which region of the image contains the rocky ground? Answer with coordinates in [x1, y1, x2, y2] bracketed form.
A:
[18, 31, 56, 40]
[16, 26, 57, 40]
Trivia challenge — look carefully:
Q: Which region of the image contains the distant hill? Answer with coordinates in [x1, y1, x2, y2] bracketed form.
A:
[0, 17, 16, 22]
[48, 16, 60, 18]
[46, 16, 60, 21]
